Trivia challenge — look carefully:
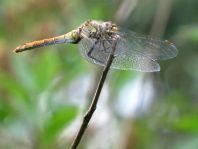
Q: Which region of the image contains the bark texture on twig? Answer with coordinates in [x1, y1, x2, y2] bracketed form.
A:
[70, 42, 117, 149]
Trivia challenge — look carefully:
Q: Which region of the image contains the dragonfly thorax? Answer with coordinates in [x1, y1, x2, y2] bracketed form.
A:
[79, 20, 118, 40]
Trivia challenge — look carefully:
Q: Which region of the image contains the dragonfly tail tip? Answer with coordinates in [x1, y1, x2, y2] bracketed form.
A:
[13, 47, 23, 53]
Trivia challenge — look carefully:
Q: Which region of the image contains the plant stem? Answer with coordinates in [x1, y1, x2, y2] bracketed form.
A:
[70, 42, 117, 149]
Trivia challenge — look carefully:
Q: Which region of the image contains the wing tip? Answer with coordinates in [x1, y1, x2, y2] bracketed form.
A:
[165, 40, 178, 58]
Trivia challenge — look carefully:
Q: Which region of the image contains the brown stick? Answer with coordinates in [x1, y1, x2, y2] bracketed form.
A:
[70, 42, 117, 149]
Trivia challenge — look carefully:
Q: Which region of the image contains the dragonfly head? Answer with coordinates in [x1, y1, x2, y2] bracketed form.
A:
[102, 21, 118, 33]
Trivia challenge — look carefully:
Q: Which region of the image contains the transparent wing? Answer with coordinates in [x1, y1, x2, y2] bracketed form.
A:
[78, 28, 177, 72]
[116, 28, 178, 60]
[79, 37, 160, 72]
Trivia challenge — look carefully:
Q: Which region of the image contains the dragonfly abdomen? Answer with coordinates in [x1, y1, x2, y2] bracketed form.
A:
[14, 30, 80, 53]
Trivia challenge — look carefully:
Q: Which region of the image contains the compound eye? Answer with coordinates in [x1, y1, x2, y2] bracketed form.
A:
[91, 27, 96, 33]
[88, 28, 96, 37]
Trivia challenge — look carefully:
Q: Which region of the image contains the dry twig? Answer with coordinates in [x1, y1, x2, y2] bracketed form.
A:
[70, 42, 117, 149]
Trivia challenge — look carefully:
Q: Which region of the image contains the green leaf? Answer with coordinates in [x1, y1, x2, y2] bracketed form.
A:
[172, 115, 198, 133]
[42, 105, 78, 143]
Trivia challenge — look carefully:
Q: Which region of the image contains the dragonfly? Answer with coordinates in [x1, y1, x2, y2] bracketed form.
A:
[14, 20, 178, 72]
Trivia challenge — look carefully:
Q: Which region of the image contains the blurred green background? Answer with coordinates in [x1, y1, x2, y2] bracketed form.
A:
[0, 0, 198, 149]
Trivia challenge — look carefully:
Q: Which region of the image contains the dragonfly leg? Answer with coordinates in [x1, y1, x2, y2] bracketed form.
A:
[87, 40, 104, 64]
[101, 40, 114, 54]
[104, 39, 119, 58]
[87, 40, 98, 57]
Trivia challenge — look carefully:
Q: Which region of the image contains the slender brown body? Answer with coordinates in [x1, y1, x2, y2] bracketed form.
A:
[14, 29, 80, 53]
[14, 20, 177, 72]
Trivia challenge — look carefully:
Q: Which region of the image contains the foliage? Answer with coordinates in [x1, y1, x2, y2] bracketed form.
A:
[0, 0, 197, 148]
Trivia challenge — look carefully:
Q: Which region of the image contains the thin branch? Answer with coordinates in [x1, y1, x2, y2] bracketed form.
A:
[70, 42, 117, 149]
[150, 0, 173, 36]
[114, 0, 138, 24]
